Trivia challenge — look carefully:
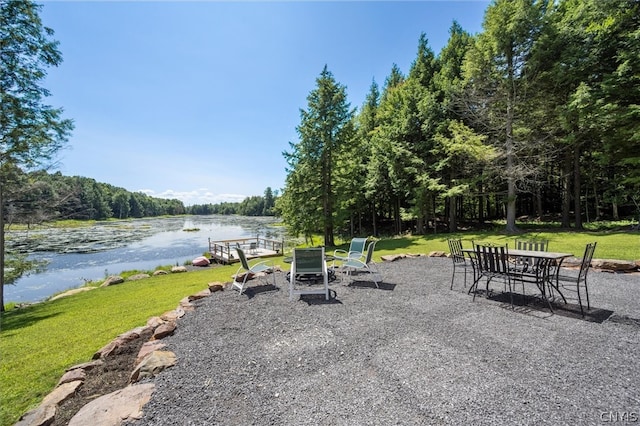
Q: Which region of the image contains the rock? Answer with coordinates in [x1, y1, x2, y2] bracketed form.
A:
[41, 380, 83, 407]
[153, 270, 169, 276]
[66, 359, 103, 372]
[428, 251, 447, 257]
[591, 258, 638, 272]
[146, 316, 165, 328]
[192, 256, 210, 266]
[100, 275, 124, 287]
[160, 308, 184, 322]
[49, 287, 95, 301]
[136, 340, 167, 364]
[93, 326, 149, 359]
[179, 297, 196, 312]
[67, 383, 155, 426]
[381, 254, 406, 262]
[188, 289, 211, 301]
[127, 273, 151, 281]
[15, 404, 56, 426]
[171, 265, 188, 273]
[208, 282, 225, 292]
[129, 351, 177, 383]
[153, 321, 176, 340]
[57, 368, 86, 386]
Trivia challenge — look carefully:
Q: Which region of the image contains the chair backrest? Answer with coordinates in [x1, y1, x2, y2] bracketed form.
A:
[349, 238, 368, 255]
[448, 239, 465, 262]
[363, 241, 377, 264]
[474, 243, 510, 275]
[578, 242, 597, 280]
[236, 247, 250, 270]
[515, 239, 549, 252]
[293, 247, 325, 274]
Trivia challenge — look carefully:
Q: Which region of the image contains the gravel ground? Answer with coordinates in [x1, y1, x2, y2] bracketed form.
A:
[135, 257, 640, 425]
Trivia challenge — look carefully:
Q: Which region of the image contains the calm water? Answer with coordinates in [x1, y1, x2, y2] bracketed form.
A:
[5, 216, 283, 303]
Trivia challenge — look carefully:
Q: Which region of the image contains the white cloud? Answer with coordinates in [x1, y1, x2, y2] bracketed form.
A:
[139, 188, 247, 206]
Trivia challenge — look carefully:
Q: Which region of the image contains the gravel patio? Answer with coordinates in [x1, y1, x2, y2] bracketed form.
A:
[136, 256, 640, 425]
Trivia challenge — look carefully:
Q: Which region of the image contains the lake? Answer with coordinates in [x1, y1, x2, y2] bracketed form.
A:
[4, 215, 284, 304]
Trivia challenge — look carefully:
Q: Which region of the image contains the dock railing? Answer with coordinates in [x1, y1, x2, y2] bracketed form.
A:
[208, 237, 284, 264]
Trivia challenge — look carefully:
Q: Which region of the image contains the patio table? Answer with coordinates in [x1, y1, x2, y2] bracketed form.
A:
[462, 248, 573, 311]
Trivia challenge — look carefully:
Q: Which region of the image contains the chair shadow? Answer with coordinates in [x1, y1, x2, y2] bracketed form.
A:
[242, 284, 280, 299]
[483, 291, 614, 323]
[346, 280, 396, 291]
[299, 289, 342, 305]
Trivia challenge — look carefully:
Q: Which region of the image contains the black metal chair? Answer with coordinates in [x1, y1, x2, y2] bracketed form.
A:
[556, 242, 597, 317]
[448, 239, 474, 290]
[471, 243, 514, 308]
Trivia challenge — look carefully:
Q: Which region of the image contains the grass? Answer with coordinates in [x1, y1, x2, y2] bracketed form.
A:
[1, 230, 638, 425]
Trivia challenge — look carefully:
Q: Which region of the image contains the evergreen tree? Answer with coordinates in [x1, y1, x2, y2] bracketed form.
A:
[0, 0, 74, 311]
[281, 66, 354, 245]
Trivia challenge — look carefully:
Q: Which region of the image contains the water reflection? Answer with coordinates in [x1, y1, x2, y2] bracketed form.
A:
[5, 216, 283, 304]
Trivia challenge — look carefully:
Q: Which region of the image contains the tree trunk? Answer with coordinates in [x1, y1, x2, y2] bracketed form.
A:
[504, 44, 519, 234]
[449, 196, 457, 232]
[561, 150, 571, 228]
[573, 148, 583, 230]
[0, 184, 5, 312]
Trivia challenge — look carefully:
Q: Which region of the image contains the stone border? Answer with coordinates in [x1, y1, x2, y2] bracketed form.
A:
[15, 281, 229, 426]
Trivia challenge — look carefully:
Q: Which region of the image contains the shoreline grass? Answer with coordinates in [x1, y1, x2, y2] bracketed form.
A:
[1, 230, 638, 425]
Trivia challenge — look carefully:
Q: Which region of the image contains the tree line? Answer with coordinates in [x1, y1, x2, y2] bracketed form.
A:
[3, 170, 279, 226]
[278, 0, 639, 245]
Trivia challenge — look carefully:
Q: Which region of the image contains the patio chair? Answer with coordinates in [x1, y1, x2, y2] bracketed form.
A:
[232, 247, 276, 295]
[448, 239, 474, 290]
[471, 243, 514, 308]
[556, 242, 597, 317]
[289, 247, 330, 301]
[513, 239, 550, 273]
[334, 237, 368, 264]
[341, 240, 381, 288]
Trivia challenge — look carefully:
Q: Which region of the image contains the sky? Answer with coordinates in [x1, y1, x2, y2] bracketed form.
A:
[39, 0, 490, 206]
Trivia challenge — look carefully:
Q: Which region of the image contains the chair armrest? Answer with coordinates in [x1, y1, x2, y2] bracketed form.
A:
[334, 249, 349, 260]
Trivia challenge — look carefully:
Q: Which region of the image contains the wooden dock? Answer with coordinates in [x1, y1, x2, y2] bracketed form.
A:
[208, 237, 284, 264]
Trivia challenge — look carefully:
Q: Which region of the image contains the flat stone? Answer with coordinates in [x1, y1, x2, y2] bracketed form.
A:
[381, 254, 406, 262]
[160, 308, 184, 322]
[50, 287, 95, 301]
[153, 321, 176, 340]
[188, 289, 211, 301]
[66, 359, 103, 372]
[146, 316, 165, 328]
[127, 273, 151, 281]
[208, 282, 225, 292]
[68, 383, 155, 426]
[57, 368, 86, 386]
[15, 404, 56, 426]
[136, 340, 167, 364]
[41, 380, 83, 407]
[428, 251, 446, 257]
[100, 275, 124, 287]
[591, 258, 638, 272]
[129, 351, 177, 383]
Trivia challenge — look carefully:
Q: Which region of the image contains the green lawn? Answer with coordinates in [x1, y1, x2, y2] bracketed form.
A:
[1, 230, 638, 425]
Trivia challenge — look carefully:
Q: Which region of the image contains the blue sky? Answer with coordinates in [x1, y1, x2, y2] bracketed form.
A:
[40, 1, 489, 206]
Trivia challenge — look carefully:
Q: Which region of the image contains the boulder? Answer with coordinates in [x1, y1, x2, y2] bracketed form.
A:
[15, 404, 56, 426]
[192, 256, 210, 266]
[171, 265, 188, 273]
[127, 273, 151, 281]
[153, 321, 176, 340]
[381, 254, 406, 262]
[68, 383, 155, 426]
[591, 259, 638, 272]
[101, 275, 124, 287]
[153, 270, 169, 276]
[57, 368, 86, 386]
[209, 282, 225, 292]
[129, 351, 177, 383]
[136, 340, 167, 364]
